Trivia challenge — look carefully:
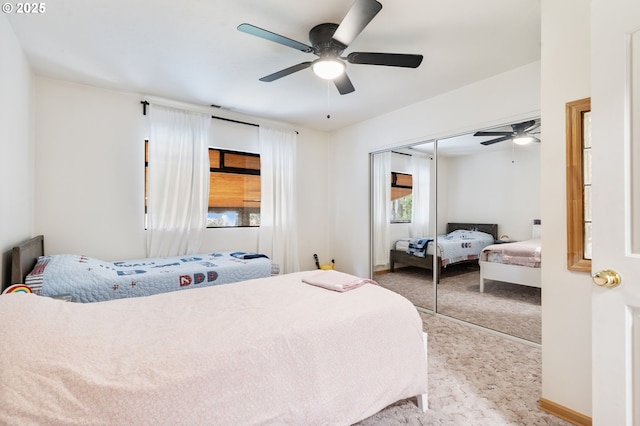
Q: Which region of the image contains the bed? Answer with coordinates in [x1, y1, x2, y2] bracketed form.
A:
[479, 222, 542, 292]
[9, 235, 273, 302]
[389, 223, 498, 274]
[0, 270, 428, 425]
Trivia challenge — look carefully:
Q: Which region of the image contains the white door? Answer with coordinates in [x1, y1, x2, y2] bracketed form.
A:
[592, 0, 640, 424]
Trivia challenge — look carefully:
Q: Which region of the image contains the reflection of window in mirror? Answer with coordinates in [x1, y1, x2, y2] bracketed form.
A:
[566, 97, 592, 272]
[391, 172, 412, 223]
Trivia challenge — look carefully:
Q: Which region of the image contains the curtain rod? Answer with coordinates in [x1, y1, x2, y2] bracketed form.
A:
[390, 149, 433, 160]
[141, 101, 298, 134]
[211, 115, 257, 127]
[211, 114, 298, 134]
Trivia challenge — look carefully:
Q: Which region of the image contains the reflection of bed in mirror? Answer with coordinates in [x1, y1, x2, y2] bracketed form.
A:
[479, 223, 542, 292]
[389, 223, 498, 274]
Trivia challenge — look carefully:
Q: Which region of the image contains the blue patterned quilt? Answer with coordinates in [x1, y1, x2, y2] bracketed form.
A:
[406, 238, 434, 257]
[405, 230, 495, 266]
[25, 252, 272, 303]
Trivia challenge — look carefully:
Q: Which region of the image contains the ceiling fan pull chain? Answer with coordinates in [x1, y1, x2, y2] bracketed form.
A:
[327, 80, 331, 119]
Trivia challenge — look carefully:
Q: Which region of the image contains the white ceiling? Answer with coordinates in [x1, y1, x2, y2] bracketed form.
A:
[6, 0, 541, 132]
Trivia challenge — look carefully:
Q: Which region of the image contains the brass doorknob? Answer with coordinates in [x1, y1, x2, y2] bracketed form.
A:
[592, 269, 621, 288]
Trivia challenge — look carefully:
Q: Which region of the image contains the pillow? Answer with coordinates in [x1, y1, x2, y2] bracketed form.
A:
[447, 229, 493, 241]
[24, 255, 51, 295]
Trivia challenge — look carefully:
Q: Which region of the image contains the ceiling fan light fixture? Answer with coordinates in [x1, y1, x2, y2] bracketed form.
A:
[513, 135, 534, 145]
[312, 58, 345, 80]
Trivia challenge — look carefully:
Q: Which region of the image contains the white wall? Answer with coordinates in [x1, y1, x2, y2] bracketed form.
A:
[34, 77, 148, 260]
[289, 128, 331, 270]
[445, 144, 541, 241]
[33, 77, 330, 271]
[540, 0, 592, 416]
[0, 15, 33, 287]
[328, 61, 541, 278]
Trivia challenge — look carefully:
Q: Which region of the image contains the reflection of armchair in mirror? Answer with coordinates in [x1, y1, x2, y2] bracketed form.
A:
[566, 97, 592, 272]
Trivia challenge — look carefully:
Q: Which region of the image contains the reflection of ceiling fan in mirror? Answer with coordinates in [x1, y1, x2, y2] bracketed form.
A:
[474, 120, 541, 146]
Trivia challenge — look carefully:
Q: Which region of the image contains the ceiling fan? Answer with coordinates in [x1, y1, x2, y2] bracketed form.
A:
[237, 0, 423, 95]
[474, 120, 541, 146]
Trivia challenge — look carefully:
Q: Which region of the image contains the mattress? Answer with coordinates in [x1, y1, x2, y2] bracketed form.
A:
[0, 271, 428, 425]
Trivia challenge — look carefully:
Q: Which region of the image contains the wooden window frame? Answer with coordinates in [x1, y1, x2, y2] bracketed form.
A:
[566, 97, 592, 272]
[207, 148, 261, 228]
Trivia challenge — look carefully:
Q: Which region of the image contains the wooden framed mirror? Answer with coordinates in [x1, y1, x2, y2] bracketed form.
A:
[566, 97, 592, 272]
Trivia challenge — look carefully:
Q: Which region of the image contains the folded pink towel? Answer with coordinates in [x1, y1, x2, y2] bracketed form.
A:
[302, 270, 378, 292]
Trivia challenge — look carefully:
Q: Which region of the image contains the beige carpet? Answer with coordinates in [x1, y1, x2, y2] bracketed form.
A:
[375, 264, 541, 343]
[355, 313, 570, 426]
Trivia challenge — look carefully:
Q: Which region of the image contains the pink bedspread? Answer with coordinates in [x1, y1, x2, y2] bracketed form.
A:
[480, 238, 541, 267]
[0, 271, 427, 425]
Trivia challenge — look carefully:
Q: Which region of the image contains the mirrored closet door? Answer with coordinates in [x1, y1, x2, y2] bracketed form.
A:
[371, 119, 542, 344]
[372, 143, 437, 312]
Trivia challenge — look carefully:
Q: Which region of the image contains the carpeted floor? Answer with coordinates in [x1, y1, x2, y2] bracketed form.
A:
[355, 313, 570, 426]
[374, 264, 541, 343]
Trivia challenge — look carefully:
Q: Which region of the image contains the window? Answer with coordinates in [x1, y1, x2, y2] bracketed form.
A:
[207, 148, 260, 228]
[391, 172, 412, 223]
[144, 142, 261, 228]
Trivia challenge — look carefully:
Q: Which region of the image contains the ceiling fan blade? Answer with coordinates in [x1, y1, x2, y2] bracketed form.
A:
[474, 131, 512, 137]
[480, 136, 513, 146]
[238, 23, 313, 53]
[334, 72, 355, 95]
[347, 52, 423, 68]
[332, 0, 382, 48]
[525, 123, 541, 133]
[512, 119, 536, 132]
[259, 62, 313, 82]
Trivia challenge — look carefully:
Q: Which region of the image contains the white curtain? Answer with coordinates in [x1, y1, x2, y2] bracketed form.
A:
[373, 152, 391, 267]
[146, 104, 211, 257]
[410, 154, 431, 238]
[258, 126, 300, 274]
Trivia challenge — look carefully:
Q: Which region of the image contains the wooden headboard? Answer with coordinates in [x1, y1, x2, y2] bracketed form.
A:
[446, 223, 498, 241]
[10, 235, 44, 286]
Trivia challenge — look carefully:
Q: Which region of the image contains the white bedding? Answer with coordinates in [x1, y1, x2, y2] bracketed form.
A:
[0, 271, 428, 425]
[480, 239, 541, 267]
